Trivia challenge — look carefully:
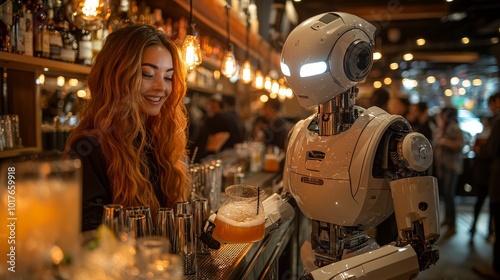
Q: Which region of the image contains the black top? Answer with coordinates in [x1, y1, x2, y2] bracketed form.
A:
[68, 136, 165, 232]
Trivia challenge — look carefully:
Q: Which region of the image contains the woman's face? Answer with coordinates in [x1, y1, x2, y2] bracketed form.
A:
[139, 45, 174, 116]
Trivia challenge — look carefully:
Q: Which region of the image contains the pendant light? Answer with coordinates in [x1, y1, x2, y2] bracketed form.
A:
[69, 0, 110, 30]
[221, 4, 239, 78]
[253, 64, 264, 89]
[181, 0, 202, 70]
[240, 9, 253, 84]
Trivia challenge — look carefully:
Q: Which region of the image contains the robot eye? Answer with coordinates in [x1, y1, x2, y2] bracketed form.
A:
[344, 40, 373, 82]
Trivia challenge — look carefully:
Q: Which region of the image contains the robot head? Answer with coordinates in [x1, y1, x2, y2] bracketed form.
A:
[280, 12, 376, 108]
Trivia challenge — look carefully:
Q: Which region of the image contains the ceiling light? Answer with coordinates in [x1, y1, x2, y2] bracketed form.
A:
[416, 38, 426, 46]
[403, 53, 413, 61]
[182, 0, 202, 71]
[221, 5, 239, 78]
[69, 0, 110, 30]
[461, 37, 470, 44]
[240, 9, 254, 84]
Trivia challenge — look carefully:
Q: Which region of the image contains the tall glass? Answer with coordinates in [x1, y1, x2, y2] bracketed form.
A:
[0, 159, 82, 279]
[213, 184, 265, 243]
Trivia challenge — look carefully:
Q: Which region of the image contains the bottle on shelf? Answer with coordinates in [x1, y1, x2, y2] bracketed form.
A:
[108, 0, 133, 33]
[10, 0, 25, 54]
[47, 0, 62, 60]
[75, 28, 92, 65]
[24, 3, 33, 56]
[33, 0, 49, 58]
[0, 0, 13, 52]
[53, 0, 76, 63]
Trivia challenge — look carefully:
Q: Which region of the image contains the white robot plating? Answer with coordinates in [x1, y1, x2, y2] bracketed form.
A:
[280, 12, 440, 279]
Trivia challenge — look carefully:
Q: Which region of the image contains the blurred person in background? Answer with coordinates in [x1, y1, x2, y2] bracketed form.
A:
[369, 87, 390, 112]
[190, 94, 244, 163]
[252, 98, 291, 151]
[388, 96, 411, 119]
[434, 106, 464, 237]
[470, 94, 499, 241]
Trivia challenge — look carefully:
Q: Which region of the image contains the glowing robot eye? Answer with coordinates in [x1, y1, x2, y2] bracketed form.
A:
[281, 62, 291, 76]
[299, 61, 327, 77]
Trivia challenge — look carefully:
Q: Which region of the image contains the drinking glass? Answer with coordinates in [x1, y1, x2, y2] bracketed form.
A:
[0, 159, 82, 279]
[136, 236, 183, 279]
[102, 204, 125, 235]
[156, 207, 175, 252]
[213, 184, 265, 243]
[128, 214, 149, 238]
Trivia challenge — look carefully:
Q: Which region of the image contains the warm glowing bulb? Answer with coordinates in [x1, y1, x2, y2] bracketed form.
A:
[271, 80, 279, 94]
[373, 52, 382, 60]
[264, 76, 272, 92]
[260, 94, 269, 102]
[240, 60, 254, 84]
[253, 70, 264, 89]
[182, 35, 202, 70]
[221, 51, 239, 78]
[390, 62, 399, 70]
[56, 76, 65, 87]
[403, 53, 413, 61]
[82, 0, 99, 16]
[70, 0, 110, 30]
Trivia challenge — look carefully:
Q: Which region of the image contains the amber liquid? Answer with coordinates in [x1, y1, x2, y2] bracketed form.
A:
[213, 216, 265, 243]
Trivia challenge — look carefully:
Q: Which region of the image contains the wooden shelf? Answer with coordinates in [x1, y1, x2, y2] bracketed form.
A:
[0, 52, 91, 77]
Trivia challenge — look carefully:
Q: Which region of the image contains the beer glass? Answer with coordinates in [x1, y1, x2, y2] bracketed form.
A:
[213, 184, 265, 243]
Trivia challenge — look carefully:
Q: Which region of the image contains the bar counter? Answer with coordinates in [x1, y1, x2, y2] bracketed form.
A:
[185, 170, 299, 279]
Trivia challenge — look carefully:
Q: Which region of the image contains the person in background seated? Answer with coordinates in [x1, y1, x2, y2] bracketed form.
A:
[64, 24, 191, 232]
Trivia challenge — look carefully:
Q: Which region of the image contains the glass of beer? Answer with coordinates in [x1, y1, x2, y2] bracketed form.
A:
[213, 184, 265, 243]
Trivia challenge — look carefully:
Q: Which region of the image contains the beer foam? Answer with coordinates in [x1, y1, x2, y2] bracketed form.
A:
[216, 203, 265, 227]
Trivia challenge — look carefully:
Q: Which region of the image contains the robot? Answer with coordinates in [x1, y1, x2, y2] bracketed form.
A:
[279, 12, 440, 279]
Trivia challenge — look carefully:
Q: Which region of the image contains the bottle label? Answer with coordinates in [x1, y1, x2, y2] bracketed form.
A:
[24, 30, 33, 56]
[60, 48, 76, 62]
[78, 40, 92, 60]
[42, 30, 50, 55]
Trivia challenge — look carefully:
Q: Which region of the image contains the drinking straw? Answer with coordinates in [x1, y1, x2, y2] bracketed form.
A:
[256, 187, 260, 215]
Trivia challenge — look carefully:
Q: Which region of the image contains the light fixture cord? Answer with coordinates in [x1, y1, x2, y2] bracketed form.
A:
[188, 0, 194, 35]
[226, 4, 231, 50]
[245, 8, 250, 60]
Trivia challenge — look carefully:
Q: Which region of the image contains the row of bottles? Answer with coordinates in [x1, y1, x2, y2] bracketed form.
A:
[0, 0, 95, 65]
[1, 0, 255, 68]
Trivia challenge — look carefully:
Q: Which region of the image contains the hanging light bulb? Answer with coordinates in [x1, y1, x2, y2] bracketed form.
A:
[221, 5, 239, 78]
[253, 69, 264, 89]
[240, 9, 254, 84]
[69, 0, 110, 30]
[264, 75, 272, 92]
[182, 0, 202, 70]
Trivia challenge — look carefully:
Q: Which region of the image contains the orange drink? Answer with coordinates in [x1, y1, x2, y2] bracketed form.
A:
[213, 211, 265, 243]
[212, 184, 265, 244]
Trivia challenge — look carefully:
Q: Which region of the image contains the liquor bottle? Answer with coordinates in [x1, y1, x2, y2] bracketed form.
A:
[46, 0, 62, 60]
[0, 0, 13, 52]
[24, 4, 33, 56]
[10, 0, 24, 54]
[91, 27, 103, 60]
[75, 28, 92, 65]
[33, 0, 49, 57]
[53, 0, 75, 62]
[108, 0, 132, 33]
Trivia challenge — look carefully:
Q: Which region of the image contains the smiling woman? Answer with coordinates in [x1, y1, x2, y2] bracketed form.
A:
[63, 24, 191, 232]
